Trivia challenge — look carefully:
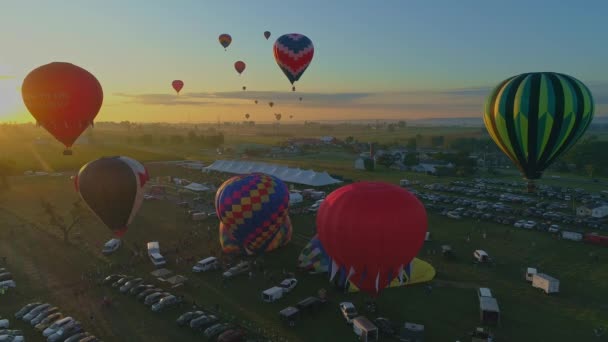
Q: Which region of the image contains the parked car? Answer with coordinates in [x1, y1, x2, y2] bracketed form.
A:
[373, 317, 395, 336]
[137, 288, 163, 301]
[0, 335, 24, 342]
[151, 295, 182, 312]
[222, 261, 250, 279]
[190, 314, 219, 330]
[192, 257, 219, 272]
[43, 317, 74, 337]
[79, 336, 99, 342]
[523, 220, 537, 229]
[145, 292, 171, 306]
[339, 302, 358, 324]
[0, 273, 13, 282]
[47, 321, 82, 342]
[119, 278, 143, 293]
[477, 288, 493, 300]
[513, 220, 526, 228]
[217, 329, 245, 342]
[102, 238, 121, 255]
[35, 313, 63, 331]
[64, 332, 89, 342]
[15, 302, 42, 319]
[548, 224, 560, 233]
[204, 323, 232, 340]
[0, 320, 8, 330]
[147, 242, 167, 267]
[30, 306, 58, 325]
[129, 284, 154, 296]
[278, 278, 298, 293]
[23, 303, 51, 322]
[102, 274, 126, 285]
[176, 311, 205, 326]
[112, 276, 133, 288]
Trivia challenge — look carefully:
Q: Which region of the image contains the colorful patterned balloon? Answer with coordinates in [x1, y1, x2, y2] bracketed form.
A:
[273, 33, 314, 91]
[215, 173, 292, 255]
[484, 72, 594, 190]
[218, 34, 232, 50]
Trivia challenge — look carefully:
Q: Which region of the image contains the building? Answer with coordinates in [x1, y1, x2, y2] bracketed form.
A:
[577, 204, 608, 218]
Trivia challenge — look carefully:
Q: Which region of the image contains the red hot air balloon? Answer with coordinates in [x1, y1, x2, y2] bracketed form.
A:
[234, 61, 246, 75]
[264, 31, 271, 40]
[172, 80, 184, 94]
[22, 62, 103, 155]
[317, 182, 427, 296]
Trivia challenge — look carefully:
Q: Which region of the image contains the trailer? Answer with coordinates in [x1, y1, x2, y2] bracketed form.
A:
[560, 231, 583, 242]
[532, 273, 559, 294]
[479, 297, 500, 325]
[584, 233, 608, 247]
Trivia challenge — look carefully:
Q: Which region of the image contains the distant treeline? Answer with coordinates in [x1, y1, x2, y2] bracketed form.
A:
[127, 130, 224, 147]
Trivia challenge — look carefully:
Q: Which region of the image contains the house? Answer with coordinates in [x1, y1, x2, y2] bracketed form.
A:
[577, 204, 608, 218]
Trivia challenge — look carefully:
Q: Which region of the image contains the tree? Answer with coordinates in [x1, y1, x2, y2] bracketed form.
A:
[431, 135, 445, 148]
[397, 120, 407, 128]
[170, 135, 184, 144]
[363, 157, 375, 171]
[187, 130, 198, 143]
[345, 136, 354, 144]
[0, 159, 16, 190]
[387, 124, 396, 132]
[404, 152, 419, 166]
[41, 199, 86, 243]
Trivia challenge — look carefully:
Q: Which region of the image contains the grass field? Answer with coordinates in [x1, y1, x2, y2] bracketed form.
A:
[1, 125, 607, 342]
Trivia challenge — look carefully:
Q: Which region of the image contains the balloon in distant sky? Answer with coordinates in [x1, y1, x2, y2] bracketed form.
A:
[275, 113, 282, 121]
[484, 72, 595, 192]
[172, 80, 184, 94]
[254, 100, 258, 104]
[264, 31, 271, 40]
[242, 86, 247, 91]
[219, 34, 232, 50]
[22, 62, 103, 155]
[273, 33, 314, 91]
[245, 113, 250, 120]
[75, 156, 148, 237]
[290, 115, 293, 119]
[299, 97, 303, 101]
[268, 101, 274, 108]
[317, 182, 427, 296]
[234, 61, 246, 75]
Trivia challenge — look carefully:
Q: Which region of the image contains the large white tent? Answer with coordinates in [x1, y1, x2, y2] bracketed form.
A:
[206, 160, 342, 187]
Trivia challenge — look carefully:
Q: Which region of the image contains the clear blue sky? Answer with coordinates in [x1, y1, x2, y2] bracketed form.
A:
[0, 0, 606, 122]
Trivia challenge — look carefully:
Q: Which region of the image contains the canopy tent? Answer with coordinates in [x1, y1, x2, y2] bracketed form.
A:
[206, 160, 342, 187]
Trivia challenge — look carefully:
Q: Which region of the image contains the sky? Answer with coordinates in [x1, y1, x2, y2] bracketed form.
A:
[0, 0, 607, 123]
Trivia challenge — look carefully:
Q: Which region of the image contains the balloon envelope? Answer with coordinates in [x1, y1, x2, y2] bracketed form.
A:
[273, 34, 314, 86]
[219, 34, 232, 49]
[215, 173, 292, 255]
[268, 102, 274, 108]
[317, 182, 427, 296]
[22, 62, 103, 149]
[484, 72, 594, 181]
[234, 61, 246, 75]
[76, 156, 148, 237]
[172, 80, 184, 93]
[264, 31, 271, 40]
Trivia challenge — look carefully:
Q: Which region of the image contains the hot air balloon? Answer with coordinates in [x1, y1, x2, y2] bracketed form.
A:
[273, 33, 314, 91]
[219, 34, 232, 50]
[268, 101, 274, 108]
[264, 31, 271, 40]
[317, 182, 427, 296]
[242, 86, 247, 91]
[234, 61, 246, 75]
[245, 113, 250, 120]
[299, 97, 303, 101]
[290, 115, 293, 119]
[215, 173, 292, 255]
[22, 62, 103, 155]
[75, 156, 149, 237]
[172, 80, 184, 94]
[484, 72, 595, 192]
[275, 113, 282, 121]
[254, 100, 258, 104]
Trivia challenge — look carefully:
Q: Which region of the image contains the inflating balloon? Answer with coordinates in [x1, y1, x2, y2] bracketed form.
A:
[484, 72, 594, 192]
[215, 173, 292, 255]
[219, 34, 232, 50]
[22, 62, 103, 155]
[317, 182, 427, 296]
[264, 31, 271, 40]
[273, 34, 314, 91]
[172, 80, 184, 94]
[234, 61, 246, 75]
[75, 156, 148, 237]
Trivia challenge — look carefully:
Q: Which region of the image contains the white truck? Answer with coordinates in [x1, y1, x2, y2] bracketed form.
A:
[532, 273, 559, 294]
[560, 231, 583, 242]
[262, 287, 284, 303]
[147, 242, 167, 267]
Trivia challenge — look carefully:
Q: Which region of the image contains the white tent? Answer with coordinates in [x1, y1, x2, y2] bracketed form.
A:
[184, 182, 211, 192]
[205, 160, 342, 187]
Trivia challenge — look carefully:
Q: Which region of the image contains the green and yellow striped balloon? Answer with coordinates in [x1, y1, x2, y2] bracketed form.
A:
[484, 72, 594, 184]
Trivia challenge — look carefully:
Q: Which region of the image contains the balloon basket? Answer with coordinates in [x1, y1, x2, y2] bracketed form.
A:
[63, 149, 73, 156]
[526, 181, 536, 193]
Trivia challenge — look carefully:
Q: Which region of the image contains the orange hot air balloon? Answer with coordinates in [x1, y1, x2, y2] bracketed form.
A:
[172, 80, 184, 94]
[22, 62, 103, 155]
[268, 101, 274, 108]
[234, 61, 246, 75]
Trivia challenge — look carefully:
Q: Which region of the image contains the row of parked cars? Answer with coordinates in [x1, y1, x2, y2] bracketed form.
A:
[0, 315, 23, 342]
[103, 274, 182, 312]
[0, 267, 16, 292]
[175, 310, 244, 341]
[11, 302, 99, 341]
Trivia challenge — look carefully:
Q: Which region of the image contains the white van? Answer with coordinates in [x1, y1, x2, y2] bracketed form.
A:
[474, 250, 490, 263]
[192, 257, 219, 273]
[352, 316, 378, 342]
[147, 242, 166, 267]
[191, 212, 207, 221]
[102, 239, 121, 255]
[262, 287, 284, 303]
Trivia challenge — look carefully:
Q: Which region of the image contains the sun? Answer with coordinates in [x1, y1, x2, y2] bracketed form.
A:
[0, 77, 23, 120]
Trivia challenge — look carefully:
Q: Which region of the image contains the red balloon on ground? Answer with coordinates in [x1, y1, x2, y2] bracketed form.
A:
[317, 182, 427, 296]
[22, 62, 103, 151]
